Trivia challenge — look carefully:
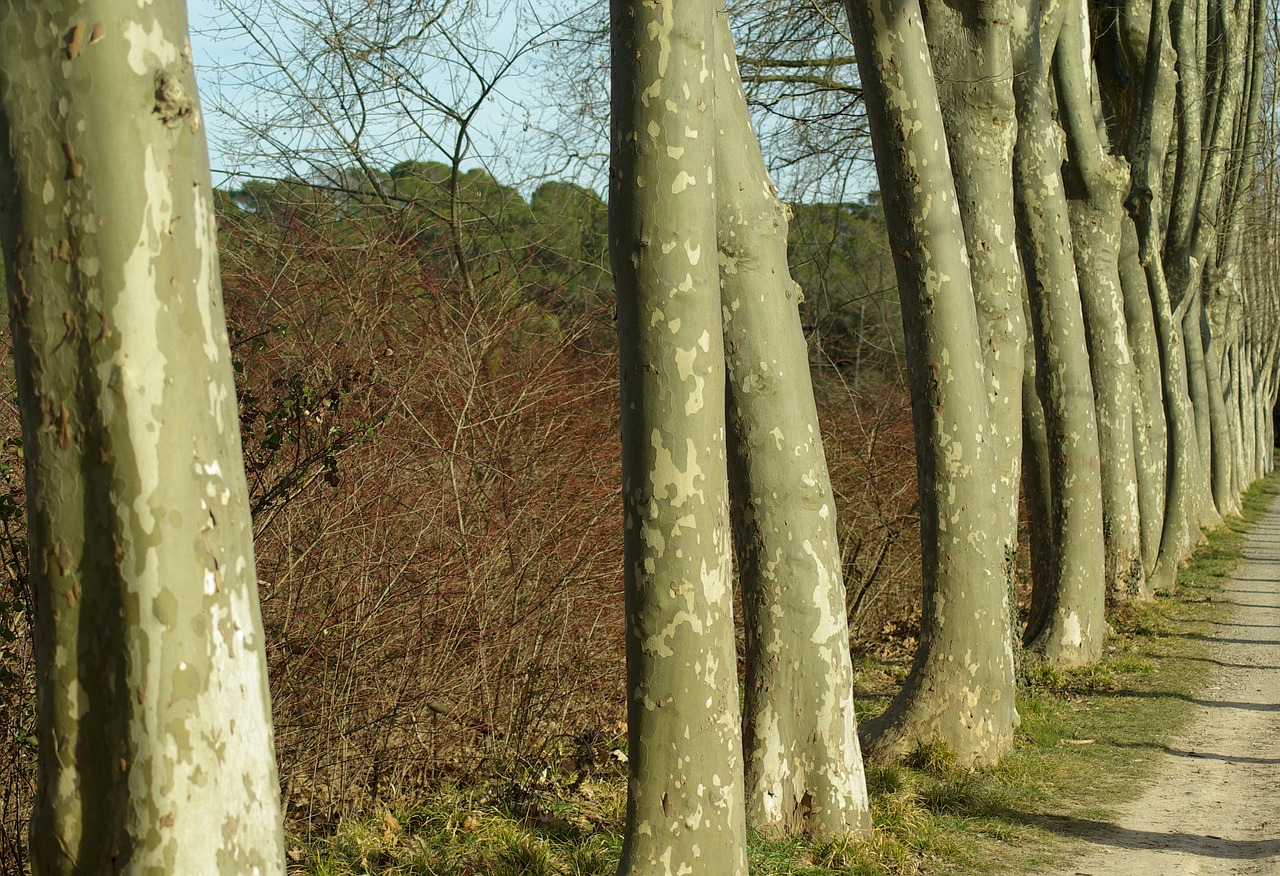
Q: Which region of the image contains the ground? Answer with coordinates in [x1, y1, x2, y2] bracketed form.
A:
[1048, 496, 1280, 875]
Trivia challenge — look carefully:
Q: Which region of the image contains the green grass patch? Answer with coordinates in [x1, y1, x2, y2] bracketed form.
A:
[288, 473, 1280, 875]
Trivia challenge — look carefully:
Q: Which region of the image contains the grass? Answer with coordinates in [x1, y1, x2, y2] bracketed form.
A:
[288, 472, 1280, 876]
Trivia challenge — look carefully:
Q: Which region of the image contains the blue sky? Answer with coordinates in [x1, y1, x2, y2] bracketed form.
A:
[183, 0, 585, 193]
[186, 0, 248, 186]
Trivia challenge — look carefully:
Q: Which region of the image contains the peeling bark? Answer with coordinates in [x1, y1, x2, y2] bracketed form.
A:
[1056, 0, 1145, 601]
[610, 0, 748, 869]
[1119, 217, 1166, 578]
[844, 0, 1019, 765]
[711, 9, 871, 841]
[918, 0, 1026, 658]
[1012, 0, 1107, 666]
[1123, 0, 1201, 592]
[0, 3, 286, 872]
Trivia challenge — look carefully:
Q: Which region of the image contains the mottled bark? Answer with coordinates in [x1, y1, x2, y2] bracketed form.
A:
[1181, 0, 1252, 290]
[712, 10, 870, 840]
[1146, 271, 1200, 592]
[1182, 297, 1220, 527]
[844, 0, 1018, 765]
[1165, 0, 1253, 530]
[1202, 311, 1239, 517]
[1120, 217, 1165, 580]
[0, 3, 286, 873]
[1012, 0, 1107, 666]
[1162, 0, 1205, 287]
[1235, 345, 1253, 481]
[1124, 0, 1200, 591]
[1203, 0, 1266, 516]
[610, 0, 748, 870]
[1056, 0, 1144, 600]
[919, 0, 1026, 641]
[1225, 341, 1246, 498]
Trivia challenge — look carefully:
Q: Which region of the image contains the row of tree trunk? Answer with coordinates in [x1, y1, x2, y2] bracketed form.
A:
[848, 0, 1279, 767]
[0, 0, 1275, 870]
[608, 0, 1278, 867]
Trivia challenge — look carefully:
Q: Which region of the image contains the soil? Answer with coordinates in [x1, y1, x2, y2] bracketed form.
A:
[1049, 497, 1280, 875]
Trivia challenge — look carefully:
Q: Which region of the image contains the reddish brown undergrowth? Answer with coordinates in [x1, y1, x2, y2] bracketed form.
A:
[217, 204, 624, 833]
[816, 375, 922, 655]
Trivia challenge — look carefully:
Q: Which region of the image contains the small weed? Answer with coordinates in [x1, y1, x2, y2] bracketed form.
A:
[903, 739, 959, 777]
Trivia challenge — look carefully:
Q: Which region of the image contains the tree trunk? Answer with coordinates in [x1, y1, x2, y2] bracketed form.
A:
[610, 0, 748, 869]
[1120, 216, 1165, 581]
[844, 0, 1019, 765]
[1022, 296, 1055, 634]
[1182, 299, 1221, 526]
[1202, 308, 1240, 517]
[1056, 0, 1145, 601]
[1124, 0, 1200, 591]
[1012, 0, 1107, 666]
[918, 0, 1026, 668]
[712, 9, 871, 841]
[0, 3, 286, 872]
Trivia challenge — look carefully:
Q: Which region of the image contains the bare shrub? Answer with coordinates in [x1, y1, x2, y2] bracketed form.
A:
[0, 187, 926, 866]
[218, 203, 625, 834]
[0, 349, 33, 875]
[813, 373, 921, 651]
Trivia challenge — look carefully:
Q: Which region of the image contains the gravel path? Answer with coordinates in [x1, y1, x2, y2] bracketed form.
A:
[1050, 496, 1280, 876]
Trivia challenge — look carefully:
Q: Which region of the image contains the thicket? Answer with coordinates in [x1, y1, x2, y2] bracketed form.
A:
[0, 169, 917, 868]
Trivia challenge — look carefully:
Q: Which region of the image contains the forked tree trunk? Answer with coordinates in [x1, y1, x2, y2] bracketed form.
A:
[712, 11, 871, 841]
[1125, 0, 1201, 592]
[610, 0, 748, 870]
[0, 2, 286, 872]
[844, 0, 1018, 765]
[1120, 216, 1166, 581]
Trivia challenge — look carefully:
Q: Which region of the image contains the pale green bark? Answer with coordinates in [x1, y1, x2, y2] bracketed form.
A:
[844, 0, 1018, 765]
[610, 0, 747, 869]
[1124, 0, 1200, 592]
[1204, 0, 1266, 515]
[1182, 300, 1220, 527]
[1165, 0, 1252, 528]
[919, 0, 1026, 642]
[1120, 217, 1166, 580]
[1225, 341, 1246, 498]
[1199, 303, 1239, 517]
[711, 10, 871, 841]
[1012, 0, 1107, 666]
[0, 2, 286, 873]
[1055, 0, 1145, 601]
[1162, 0, 1206, 285]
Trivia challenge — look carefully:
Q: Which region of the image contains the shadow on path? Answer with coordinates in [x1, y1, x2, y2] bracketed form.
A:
[1023, 811, 1280, 861]
[1161, 653, 1280, 671]
[1209, 620, 1280, 630]
[1105, 741, 1280, 766]
[1161, 631, 1280, 646]
[1094, 689, 1280, 711]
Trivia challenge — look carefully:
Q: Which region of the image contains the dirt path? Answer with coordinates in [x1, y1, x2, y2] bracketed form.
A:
[1049, 497, 1280, 876]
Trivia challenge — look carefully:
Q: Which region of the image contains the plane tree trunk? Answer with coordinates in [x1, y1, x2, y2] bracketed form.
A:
[0, 2, 286, 872]
[844, 0, 1019, 765]
[610, 0, 748, 869]
[1055, 0, 1145, 601]
[1012, 0, 1107, 666]
[712, 10, 872, 841]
